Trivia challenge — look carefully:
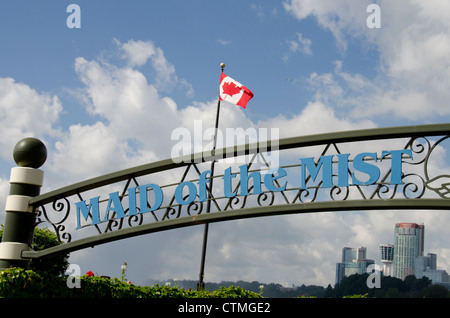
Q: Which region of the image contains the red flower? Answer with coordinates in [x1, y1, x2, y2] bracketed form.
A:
[86, 271, 94, 277]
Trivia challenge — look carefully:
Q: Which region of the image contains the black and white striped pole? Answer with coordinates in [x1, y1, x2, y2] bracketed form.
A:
[0, 138, 47, 269]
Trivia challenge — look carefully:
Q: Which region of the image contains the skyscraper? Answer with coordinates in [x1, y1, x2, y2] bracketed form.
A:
[335, 247, 371, 284]
[342, 246, 366, 263]
[393, 223, 424, 280]
[380, 243, 394, 276]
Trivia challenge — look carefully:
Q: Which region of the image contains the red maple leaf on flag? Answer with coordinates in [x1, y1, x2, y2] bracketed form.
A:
[222, 81, 241, 97]
[219, 72, 254, 108]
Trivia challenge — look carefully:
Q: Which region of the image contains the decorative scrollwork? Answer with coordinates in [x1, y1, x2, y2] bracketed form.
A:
[36, 198, 72, 244]
[187, 199, 204, 215]
[425, 175, 450, 199]
[43, 198, 71, 225]
[257, 191, 274, 206]
[330, 185, 350, 201]
[105, 217, 123, 233]
[372, 183, 397, 200]
[162, 206, 179, 220]
[423, 135, 450, 198]
[127, 212, 144, 227]
[406, 136, 431, 165]
[293, 187, 318, 203]
[401, 173, 426, 199]
[225, 195, 247, 210]
[55, 224, 72, 243]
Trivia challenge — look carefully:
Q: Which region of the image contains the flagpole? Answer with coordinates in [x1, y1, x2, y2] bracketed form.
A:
[197, 62, 225, 290]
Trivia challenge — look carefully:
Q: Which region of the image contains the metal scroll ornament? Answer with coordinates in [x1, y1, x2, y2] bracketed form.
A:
[424, 136, 450, 199]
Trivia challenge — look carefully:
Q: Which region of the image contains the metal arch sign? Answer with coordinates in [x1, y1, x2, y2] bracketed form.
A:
[23, 123, 450, 259]
[74, 149, 412, 229]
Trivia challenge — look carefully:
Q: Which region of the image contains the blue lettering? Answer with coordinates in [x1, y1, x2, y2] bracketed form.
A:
[128, 186, 138, 216]
[198, 170, 212, 202]
[103, 192, 126, 222]
[382, 149, 413, 184]
[352, 152, 380, 185]
[300, 155, 333, 189]
[264, 167, 287, 192]
[138, 183, 164, 213]
[75, 196, 100, 229]
[75, 148, 413, 229]
[175, 181, 197, 205]
[337, 153, 350, 187]
[222, 167, 237, 197]
[239, 164, 262, 196]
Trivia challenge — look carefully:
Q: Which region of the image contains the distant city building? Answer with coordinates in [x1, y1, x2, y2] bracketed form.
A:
[335, 247, 372, 284]
[333, 222, 450, 289]
[342, 246, 366, 263]
[415, 253, 449, 286]
[380, 243, 394, 276]
[344, 259, 375, 277]
[393, 223, 424, 280]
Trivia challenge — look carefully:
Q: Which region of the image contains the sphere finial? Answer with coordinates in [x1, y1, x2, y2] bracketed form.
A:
[220, 62, 225, 70]
[13, 137, 47, 168]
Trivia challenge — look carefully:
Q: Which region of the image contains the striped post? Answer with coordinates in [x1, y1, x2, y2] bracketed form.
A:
[0, 138, 47, 269]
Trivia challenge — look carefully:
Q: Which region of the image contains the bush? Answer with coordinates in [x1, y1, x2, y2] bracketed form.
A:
[27, 227, 70, 276]
[0, 225, 70, 277]
[0, 267, 263, 298]
[0, 267, 66, 298]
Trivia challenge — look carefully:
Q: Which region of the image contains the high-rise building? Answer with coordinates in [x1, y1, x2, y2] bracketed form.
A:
[335, 247, 371, 284]
[392, 223, 424, 280]
[380, 243, 394, 276]
[342, 246, 366, 263]
[415, 253, 449, 285]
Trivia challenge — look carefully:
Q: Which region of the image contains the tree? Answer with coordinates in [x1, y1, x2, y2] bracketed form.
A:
[330, 273, 435, 298]
[0, 225, 70, 277]
[421, 284, 450, 298]
[333, 273, 371, 297]
[324, 284, 334, 298]
[404, 275, 431, 297]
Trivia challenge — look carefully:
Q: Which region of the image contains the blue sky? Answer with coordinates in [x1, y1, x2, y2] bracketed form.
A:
[0, 1, 377, 124]
[0, 1, 449, 287]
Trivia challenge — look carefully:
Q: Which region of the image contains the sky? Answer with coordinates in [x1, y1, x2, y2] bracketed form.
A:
[0, 0, 450, 288]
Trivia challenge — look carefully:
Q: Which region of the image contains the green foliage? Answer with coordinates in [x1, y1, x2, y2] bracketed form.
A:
[208, 285, 262, 298]
[0, 268, 66, 298]
[0, 267, 263, 298]
[150, 279, 326, 298]
[343, 293, 369, 298]
[0, 225, 70, 277]
[421, 284, 450, 298]
[27, 227, 70, 276]
[330, 273, 450, 298]
[0, 268, 448, 298]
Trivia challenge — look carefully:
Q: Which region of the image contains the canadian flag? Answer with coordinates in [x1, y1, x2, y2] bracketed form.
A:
[219, 72, 254, 108]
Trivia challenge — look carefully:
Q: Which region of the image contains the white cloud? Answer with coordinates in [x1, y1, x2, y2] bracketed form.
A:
[288, 32, 312, 56]
[264, 101, 377, 139]
[284, 0, 450, 122]
[217, 39, 231, 46]
[284, 32, 313, 62]
[74, 56, 180, 155]
[306, 61, 433, 121]
[115, 38, 193, 96]
[51, 122, 158, 182]
[283, 0, 373, 51]
[0, 78, 62, 160]
[118, 38, 157, 67]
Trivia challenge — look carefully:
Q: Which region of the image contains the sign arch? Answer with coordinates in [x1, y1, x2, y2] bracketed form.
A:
[16, 123, 450, 260]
